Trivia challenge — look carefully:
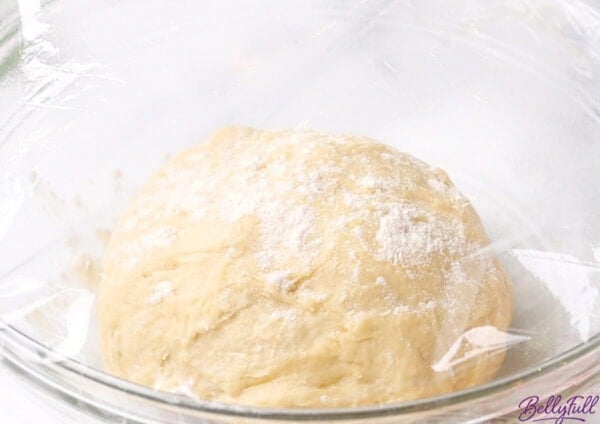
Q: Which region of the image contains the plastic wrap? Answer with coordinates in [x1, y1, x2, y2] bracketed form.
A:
[0, 0, 599, 423]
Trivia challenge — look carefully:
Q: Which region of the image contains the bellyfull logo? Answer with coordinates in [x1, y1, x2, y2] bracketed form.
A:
[518, 395, 599, 423]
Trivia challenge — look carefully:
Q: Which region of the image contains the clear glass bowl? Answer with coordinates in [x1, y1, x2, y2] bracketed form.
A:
[0, 1, 598, 422]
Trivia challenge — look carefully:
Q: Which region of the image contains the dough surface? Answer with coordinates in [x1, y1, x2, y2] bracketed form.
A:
[99, 127, 512, 407]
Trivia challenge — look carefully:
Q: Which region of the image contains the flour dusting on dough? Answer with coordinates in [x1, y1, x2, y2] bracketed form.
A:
[99, 127, 512, 408]
[147, 281, 173, 304]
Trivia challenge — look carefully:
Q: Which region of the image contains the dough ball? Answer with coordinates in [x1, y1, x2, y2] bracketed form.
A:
[99, 126, 512, 407]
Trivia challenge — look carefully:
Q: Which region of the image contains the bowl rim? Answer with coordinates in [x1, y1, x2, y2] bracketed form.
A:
[1, 320, 599, 420]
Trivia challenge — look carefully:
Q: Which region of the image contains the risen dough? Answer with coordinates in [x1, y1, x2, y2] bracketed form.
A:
[99, 127, 512, 407]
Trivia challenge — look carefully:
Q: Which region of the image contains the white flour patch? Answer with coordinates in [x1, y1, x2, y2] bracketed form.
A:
[264, 270, 298, 292]
[299, 288, 328, 303]
[358, 174, 379, 188]
[375, 203, 468, 267]
[140, 226, 178, 249]
[148, 281, 173, 304]
[269, 309, 297, 322]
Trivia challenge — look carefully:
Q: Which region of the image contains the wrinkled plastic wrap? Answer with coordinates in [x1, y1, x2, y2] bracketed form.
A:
[0, 0, 599, 423]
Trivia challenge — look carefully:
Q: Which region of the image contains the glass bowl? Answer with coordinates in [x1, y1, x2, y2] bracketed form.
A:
[0, 1, 598, 422]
